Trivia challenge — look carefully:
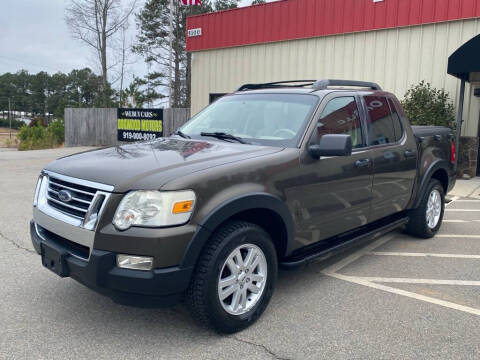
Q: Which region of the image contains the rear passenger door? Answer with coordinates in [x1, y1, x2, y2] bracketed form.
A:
[363, 95, 417, 221]
[293, 95, 374, 245]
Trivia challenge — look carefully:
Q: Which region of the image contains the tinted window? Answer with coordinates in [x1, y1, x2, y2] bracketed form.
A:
[388, 98, 403, 141]
[209, 93, 227, 103]
[364, 96, 395, 145]
[181, 94, 318, 148]
[316, 97, 363, 148]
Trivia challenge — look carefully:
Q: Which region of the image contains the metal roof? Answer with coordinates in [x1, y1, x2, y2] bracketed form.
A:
[187, 0, 480, 52]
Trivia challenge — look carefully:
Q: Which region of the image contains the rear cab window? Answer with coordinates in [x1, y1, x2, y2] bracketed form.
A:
[387, 97, 404, 142]
[363, 95, 400, 146]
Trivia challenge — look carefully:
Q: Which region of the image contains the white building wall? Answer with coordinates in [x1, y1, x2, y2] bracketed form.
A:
[191, 18, 480, 136]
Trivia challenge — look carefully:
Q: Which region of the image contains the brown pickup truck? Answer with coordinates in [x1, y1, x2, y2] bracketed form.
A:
[31, 80, 456, 333]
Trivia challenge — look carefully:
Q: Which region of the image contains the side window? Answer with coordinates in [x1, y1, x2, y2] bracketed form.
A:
[387, 98, 403, 142]
[317, 97, 363, 149]
[209, 93, 227, 103]
[364, 96, 396, 146]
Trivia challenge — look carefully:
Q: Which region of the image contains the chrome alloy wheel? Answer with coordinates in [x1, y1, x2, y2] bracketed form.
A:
[217, 243, 268, 316]
[426, 189, 442, 229]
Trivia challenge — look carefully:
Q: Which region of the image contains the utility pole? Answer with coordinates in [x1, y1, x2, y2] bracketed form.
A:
[168, 0, 174, 108]
[8, 98, 11, 139]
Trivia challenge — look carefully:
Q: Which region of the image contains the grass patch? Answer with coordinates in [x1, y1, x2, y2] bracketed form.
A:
[0, 128, 19, 148]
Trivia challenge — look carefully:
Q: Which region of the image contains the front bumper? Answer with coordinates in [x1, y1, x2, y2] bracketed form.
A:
[30, 220, 193, 307]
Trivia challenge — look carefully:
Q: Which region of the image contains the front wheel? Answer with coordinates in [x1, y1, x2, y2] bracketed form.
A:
[405, 179, 445, 238]
[186, 221, 277, 333]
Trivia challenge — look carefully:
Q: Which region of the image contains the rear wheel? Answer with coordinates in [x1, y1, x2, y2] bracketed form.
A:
[186, 221, 277, 333]
[405, 179, 445, 238]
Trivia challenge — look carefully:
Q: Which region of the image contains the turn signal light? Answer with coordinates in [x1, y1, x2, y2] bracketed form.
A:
[172, 200, 194, 214]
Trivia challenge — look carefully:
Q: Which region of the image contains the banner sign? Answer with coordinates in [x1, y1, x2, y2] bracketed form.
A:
[117, 108, 163, 142]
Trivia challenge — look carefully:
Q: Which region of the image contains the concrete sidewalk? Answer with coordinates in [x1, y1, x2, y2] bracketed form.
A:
[449, 177, 480, 199]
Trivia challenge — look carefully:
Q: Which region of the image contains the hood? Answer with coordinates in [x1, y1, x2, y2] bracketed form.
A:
[44, 138, 282, 192]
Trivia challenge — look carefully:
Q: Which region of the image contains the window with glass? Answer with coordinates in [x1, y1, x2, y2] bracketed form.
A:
[315, 97, 363, 149]
[180, 93, 319, 147]
[364, 96, 396, 146]
[387, 97, 404, 142]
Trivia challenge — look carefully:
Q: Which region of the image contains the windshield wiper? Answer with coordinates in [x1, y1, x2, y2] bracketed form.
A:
[172, 130, 191, 139]
[200, 132, 248, 144]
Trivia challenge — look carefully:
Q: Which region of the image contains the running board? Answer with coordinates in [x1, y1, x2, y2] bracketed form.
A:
[280, 217, 409, 269]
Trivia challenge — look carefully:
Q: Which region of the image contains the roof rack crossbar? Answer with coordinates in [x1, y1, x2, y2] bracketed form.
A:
[312, 79, 382, 90]
[237, 80, 317, 91]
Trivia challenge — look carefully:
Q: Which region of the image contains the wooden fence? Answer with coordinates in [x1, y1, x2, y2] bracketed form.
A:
[65, 107, 190, 147]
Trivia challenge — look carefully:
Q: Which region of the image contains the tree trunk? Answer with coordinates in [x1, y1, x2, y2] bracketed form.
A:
[173, 48, 181, 107]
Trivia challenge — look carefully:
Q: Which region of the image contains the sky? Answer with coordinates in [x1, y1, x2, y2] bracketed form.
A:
[0, 0, 273, 87]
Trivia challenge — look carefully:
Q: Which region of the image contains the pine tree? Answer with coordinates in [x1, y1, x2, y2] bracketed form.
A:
[133, 0, 251, 108]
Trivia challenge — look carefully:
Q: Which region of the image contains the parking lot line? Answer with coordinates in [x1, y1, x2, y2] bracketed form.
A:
[445, 209, 480, 212]
[368, 251, 480, 259]
[325, 272, 480, 316]
[444, 219, 480, 223]
[446, 196, 459, 205]
[345, 276, 480, 286]
[436, 234, 480, 238]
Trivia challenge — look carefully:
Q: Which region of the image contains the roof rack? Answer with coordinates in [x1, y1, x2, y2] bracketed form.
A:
[236, 79, 382, 92]
[237, 80, 316, 91]
[312, 79, 382, 90]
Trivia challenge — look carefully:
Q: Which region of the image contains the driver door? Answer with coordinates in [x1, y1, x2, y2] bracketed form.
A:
[291, 95, 374, 246]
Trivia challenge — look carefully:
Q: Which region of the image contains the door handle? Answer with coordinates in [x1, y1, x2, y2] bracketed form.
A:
[355, 159, 371, 168]
[404, 149, 416, 158]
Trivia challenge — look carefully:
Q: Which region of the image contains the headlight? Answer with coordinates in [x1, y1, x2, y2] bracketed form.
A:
[112, 190, 196, 230]
[33, 175, 44, 207]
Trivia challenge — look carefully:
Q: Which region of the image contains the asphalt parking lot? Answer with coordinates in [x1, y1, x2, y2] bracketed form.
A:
[1, 147, 480, 360]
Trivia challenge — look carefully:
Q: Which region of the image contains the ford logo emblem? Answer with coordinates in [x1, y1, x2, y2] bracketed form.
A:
[58, 189, 73, 203]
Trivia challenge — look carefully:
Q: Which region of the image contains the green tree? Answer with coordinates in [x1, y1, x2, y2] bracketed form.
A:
[133, 0, 211, 107]
[401, 81, 456, 129]
[0, 68, 110, 120]
[134, 0, 260, 108]
[214, 0, 240, 10]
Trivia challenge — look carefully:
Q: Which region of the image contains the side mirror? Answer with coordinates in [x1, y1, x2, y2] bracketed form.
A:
[308, 134, 352, 159]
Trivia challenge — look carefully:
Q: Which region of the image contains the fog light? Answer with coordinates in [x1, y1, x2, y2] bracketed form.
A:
[117, 254, 153, 271]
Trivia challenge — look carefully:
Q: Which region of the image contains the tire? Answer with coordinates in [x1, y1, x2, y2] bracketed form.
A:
[186, 221, 278, 333]
[405, 179, 445, 238]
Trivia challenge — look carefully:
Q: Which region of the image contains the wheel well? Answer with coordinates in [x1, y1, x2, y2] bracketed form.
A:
[431, 168, 448, 193]
[228, 208, 288, 259]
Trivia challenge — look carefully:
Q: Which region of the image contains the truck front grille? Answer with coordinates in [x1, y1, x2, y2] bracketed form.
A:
[46, 175, 97, 220]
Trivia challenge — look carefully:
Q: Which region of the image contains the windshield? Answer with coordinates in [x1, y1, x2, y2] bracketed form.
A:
[179, 93, 319, 147]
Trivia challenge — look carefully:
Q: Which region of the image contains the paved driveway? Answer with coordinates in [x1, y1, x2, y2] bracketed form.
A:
[1, 147, 480, 359]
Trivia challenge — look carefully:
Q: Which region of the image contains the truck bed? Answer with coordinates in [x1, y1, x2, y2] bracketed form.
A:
[411, 125, 453, 138]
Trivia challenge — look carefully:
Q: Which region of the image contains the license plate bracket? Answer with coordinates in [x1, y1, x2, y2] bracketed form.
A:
[41, 242, 69, 277]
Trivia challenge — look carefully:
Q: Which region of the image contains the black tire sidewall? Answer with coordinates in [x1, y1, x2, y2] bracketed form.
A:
[421, 180, 445, 236]
[206, 224, 277, 332]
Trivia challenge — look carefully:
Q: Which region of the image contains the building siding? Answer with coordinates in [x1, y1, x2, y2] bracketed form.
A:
[186, 0, 480, 52]
[191, 18, 480, 137]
